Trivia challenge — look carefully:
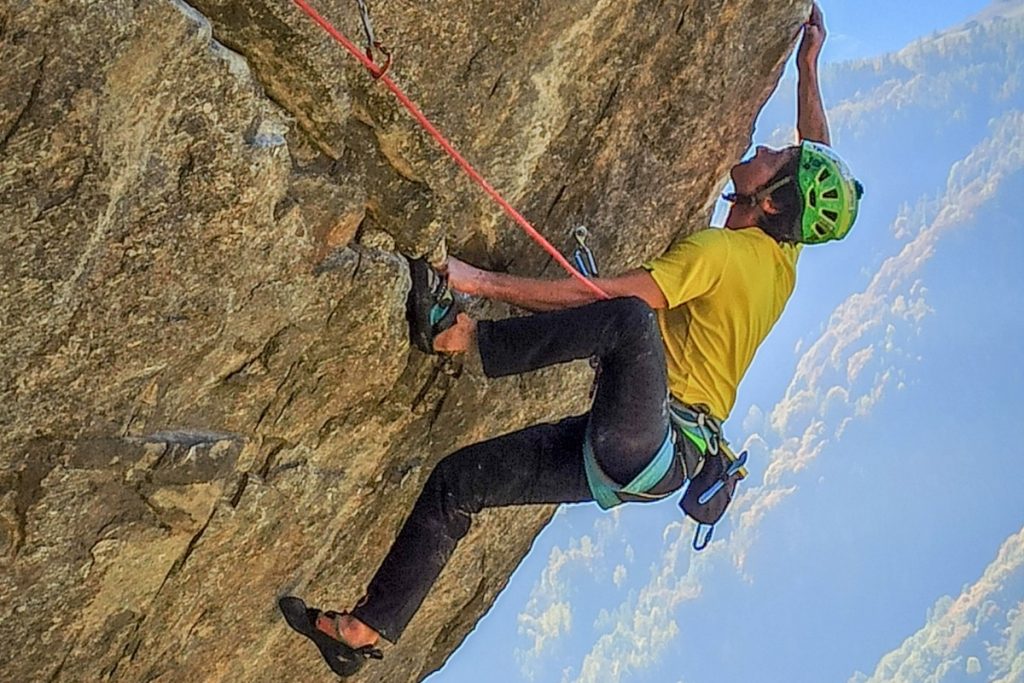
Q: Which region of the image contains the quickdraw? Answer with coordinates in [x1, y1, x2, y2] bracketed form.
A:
[354, 0, 392, 78]
[571, 226, 599, 279]
[570, 226, 602, 398]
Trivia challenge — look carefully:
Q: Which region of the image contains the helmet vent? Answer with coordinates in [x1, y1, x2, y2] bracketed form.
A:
[814, 223, 827, 236]
[818, 167, 832, 182]
[822, 209, 839, 222]
[808, 189, 818, 206]
[822, 188, 839, 199]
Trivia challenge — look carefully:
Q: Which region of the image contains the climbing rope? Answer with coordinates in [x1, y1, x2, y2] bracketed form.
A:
[290, 0, 611, 300]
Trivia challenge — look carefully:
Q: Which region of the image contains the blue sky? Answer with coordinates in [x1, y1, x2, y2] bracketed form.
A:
[429, 2, 1023, 682]
[820, 1, 992, 61]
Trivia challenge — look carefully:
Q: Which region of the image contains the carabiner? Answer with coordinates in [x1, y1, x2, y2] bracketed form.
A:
[692, 523, 715, 551]
[355, 0, 393, 79]
[570, 225, 599, 278]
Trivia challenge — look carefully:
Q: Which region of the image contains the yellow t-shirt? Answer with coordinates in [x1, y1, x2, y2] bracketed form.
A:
[643, 227, 800, 421]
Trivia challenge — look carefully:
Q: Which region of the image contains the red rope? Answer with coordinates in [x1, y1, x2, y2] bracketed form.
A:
[291, 0, 610, 300]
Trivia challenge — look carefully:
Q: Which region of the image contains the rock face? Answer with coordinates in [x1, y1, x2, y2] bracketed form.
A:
[0, 0, 806, 680]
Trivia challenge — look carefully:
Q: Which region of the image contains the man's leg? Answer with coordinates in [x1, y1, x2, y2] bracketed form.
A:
[344, 297, 680, 644]
[351, 414, 590, 642]
[477, 297, 672, 483]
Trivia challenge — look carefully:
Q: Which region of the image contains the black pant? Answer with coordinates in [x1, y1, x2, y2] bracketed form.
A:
[351, 297, 688, 642]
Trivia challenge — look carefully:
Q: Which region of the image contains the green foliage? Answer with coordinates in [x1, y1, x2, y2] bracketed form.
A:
[824, 17, 1023, 140]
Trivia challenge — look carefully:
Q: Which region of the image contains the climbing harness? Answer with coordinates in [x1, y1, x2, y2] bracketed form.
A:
[583, 426, 677, 511]
[580, 400, 748, 550]
[670, 401, 749, 551]
[291, 0, 610, 300]
[669, 400, 723, 457]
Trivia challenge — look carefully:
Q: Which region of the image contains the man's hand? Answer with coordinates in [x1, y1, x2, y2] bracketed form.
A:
[444, 256, 485, 296]
[797, 3, 826, 71]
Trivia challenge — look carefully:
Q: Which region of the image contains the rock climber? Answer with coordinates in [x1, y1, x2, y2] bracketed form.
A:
[281, 3, 863, 676]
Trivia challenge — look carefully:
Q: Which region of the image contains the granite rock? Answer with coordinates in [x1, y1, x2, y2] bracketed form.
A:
[0, 0, 807, 680]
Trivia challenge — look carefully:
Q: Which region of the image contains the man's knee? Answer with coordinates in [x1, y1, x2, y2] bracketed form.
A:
[427, 448, 484, 518]
[607, 296, 659, 343]
[416, 460, 474, 542]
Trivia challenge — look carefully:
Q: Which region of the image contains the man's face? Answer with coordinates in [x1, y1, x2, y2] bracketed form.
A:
[730, 145, 799, 196]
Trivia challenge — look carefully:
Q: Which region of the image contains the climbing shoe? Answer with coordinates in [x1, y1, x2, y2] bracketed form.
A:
[278, 596, 383, 678]
[406, 257, 459, 353]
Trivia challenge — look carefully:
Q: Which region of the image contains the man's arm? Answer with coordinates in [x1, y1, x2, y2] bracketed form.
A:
[796, 3, 831, 145]
[446, 257, 668, 312]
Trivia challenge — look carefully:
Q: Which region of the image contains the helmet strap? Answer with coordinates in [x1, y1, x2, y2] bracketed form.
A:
[753, 176, 793, 205]
[723, 176, 793, 210]
[722, 191, 756, 206]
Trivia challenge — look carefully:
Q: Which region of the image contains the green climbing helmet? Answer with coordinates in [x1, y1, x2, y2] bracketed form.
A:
[795, 140, 864, 244]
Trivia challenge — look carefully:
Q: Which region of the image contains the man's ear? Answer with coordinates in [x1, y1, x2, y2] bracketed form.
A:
[759, 195, 782, 215]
